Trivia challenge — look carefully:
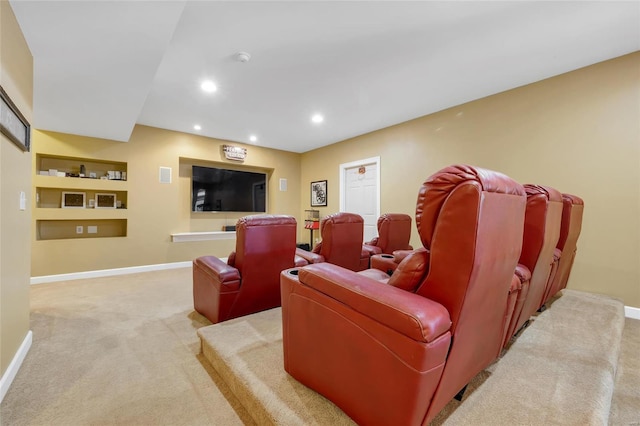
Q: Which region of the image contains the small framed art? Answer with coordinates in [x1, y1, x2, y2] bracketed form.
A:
[95, 193, 117, 209]
[61, 192, 86, 208]
[311, 180, 327, 207]
[0, 85, 30, 152]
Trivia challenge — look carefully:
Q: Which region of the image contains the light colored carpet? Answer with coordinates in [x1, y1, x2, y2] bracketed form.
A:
[2, 268, 637, 426]
[0, 268, 253, 426]
[439, 289, 625, 426]
[609, 318, 640, 425]
[199, 289, 626, 426]
[198, 308, 355, 426]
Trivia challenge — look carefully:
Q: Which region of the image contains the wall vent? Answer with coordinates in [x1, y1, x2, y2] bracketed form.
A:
[159, 167, 172, 184]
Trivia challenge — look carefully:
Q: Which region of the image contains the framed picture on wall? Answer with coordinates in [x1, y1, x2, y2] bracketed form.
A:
[0, 85, 30, 152]
[311, 180, 327, 207]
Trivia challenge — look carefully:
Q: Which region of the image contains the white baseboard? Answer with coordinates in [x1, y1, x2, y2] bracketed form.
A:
[625, 305, 640, 320]
[30, 261, 193, 285]
[0, 330, 32, 403]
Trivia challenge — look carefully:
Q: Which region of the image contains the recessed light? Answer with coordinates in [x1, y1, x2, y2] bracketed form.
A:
[249, 135, 257, 142]
[193, 124, 201, 131]
[311, 114, 324, 124]
[200, 80, 217, 93]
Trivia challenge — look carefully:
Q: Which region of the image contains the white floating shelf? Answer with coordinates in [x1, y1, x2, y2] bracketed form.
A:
[170, 231, 236, 243]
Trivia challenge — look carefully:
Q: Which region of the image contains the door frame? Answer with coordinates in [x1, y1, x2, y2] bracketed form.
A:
[339, 156, 381, 219]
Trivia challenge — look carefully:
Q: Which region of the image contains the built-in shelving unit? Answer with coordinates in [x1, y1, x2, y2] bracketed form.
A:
[34, 154, 129, 240]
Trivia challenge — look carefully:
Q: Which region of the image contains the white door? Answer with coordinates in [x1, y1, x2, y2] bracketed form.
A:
[340, 157, 380, 242]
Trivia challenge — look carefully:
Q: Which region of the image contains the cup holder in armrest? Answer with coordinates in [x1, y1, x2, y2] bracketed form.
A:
[381, 254, 394, 259]
[287, 269, 299, 276]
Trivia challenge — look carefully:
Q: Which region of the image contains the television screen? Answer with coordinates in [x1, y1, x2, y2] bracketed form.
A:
[192, 165, 266, 213]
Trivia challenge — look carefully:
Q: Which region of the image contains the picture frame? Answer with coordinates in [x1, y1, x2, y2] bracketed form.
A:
[0, 85, 30, 152]
[61, 192, 86, 208]
[95, 193, 117, 209]
[310, 180, 327, 207]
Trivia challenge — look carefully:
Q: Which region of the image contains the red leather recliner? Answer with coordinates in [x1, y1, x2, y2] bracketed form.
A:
[193, 215, 306, 324]
[281, 165, 526, 425]
[364, 213, 413, 255]
[542, 193, 584, 304]
[506, 185, 563, 339]
[296, 212, 371, 272]
[502, 264, 531, 348]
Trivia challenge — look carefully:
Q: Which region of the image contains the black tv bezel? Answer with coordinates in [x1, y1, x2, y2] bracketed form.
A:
[191, 165, 267, 213]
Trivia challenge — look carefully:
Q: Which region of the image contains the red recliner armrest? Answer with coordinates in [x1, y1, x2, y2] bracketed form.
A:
[295, 247, 324, 264]
[362, 243, 382, 256]
[298, 263, 450, 343]
[369, 248, 417, 274]
[193, 256, 242, 324]
[193, 256, 241, 291]
[370, 253, 398, 273]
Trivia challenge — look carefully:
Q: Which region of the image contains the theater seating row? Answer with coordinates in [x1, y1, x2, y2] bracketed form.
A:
[192, 164, 583, 424]
[192, 211, 415, 324]
[294, 211, 414, 271]
[279, 164, 583, 425]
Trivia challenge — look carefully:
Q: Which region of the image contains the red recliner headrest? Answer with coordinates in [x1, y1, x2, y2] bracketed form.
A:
[415, 165, 526, 248]
[523, 184, 563, 203]
[562, 193, 584, 206]
[236, 214, 297, 229]
[321, 212, 363, 228]
[377, 213, 412, 228]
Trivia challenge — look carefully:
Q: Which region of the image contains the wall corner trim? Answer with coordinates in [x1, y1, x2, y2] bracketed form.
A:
[624, 305, 640, 320]
[0, 330, 33, 403]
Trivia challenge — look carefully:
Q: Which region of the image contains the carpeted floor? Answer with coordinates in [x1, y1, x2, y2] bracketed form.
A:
[1, 267, 638, 425]
[198, 290, 629, 426]
[0, 268, 253, 426]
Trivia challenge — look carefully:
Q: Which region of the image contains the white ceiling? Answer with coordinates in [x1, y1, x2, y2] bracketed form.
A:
[9, 1, 640, 153]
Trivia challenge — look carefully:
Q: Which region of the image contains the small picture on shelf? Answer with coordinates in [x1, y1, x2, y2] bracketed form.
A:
[95, 193, 117, 209]
[61, 192, 86, 208]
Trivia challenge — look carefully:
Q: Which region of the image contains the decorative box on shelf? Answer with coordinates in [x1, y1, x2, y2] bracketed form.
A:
[304, 209, 320, 249]
[304, 209, 320, 230]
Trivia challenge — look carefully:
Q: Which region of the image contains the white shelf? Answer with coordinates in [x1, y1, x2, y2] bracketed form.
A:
[34, 175, 128, 190]
[171, 231, 236, 243]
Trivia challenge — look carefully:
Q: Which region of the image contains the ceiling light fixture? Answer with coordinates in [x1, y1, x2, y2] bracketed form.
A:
[200, 80, 217, 93]
[193, 124, 201, 130]
[311, 114, 324, 124]
[249, 135, 257, 142]
[236, 52, 251, 63]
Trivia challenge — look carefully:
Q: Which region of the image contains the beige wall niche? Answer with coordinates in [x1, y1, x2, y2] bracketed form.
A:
[301, 52, 640, 308]
[1, 0, 33, 377]
[31, 125, 301, 277]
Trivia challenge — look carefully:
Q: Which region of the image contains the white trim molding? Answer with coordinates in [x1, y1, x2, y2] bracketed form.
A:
[171, 231, 236, 243]
[0, 330, 32, 403]
[31, 261, 192, 285]
[625, 305, 640, 320]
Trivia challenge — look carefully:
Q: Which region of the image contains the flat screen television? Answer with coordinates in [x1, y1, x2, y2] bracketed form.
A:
[191, 165, 267, 213]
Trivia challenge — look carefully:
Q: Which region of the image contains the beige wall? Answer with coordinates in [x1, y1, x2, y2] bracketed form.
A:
[1, 0, 33, 375]
[301, 53, 640, 308]
[29, 53, 640, 309]
[31, 125, 302, 276]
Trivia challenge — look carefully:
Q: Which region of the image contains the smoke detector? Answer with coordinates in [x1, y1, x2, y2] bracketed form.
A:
[235, 52, 251, 63]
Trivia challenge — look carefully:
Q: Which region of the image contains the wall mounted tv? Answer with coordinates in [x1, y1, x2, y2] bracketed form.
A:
[192, 165, 267, 213]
